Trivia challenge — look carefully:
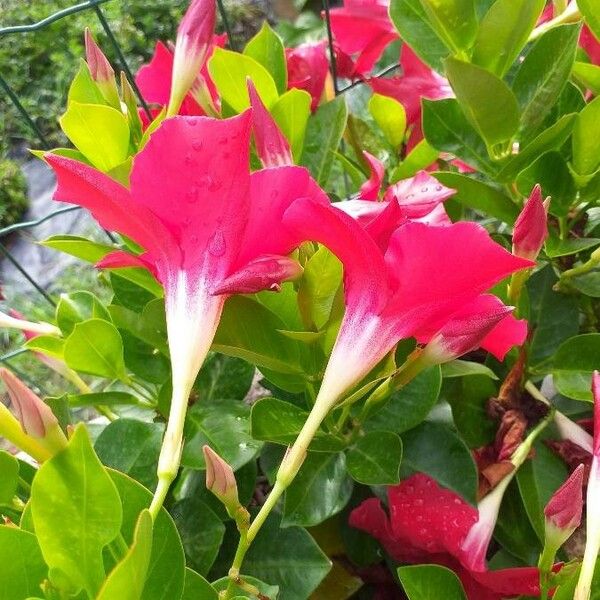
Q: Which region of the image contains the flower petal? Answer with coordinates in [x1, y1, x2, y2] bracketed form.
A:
[359, 151, 385, 200]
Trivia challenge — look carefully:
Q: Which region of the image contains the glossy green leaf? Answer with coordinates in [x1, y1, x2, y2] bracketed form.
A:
[0, 450, 19, 504]
[401, 421, 478, 504]
[251, 398, 346, 452]
[171, 497, 225, 576]
[545, 234, 600, 258]
[0, 527, 48, 600]
[300, 96, 348, 187]
[56, 290, 111, 335]
[572, 95, 600, 176]
[271, 89, 311, 160]
[95, 419, 163, 490]
[579, 0, 600, 42]
[472, 0, 546, 76]
[389, 0, 450, 70]
[569, 271, 600, 297]
[182, 399, 262, 470]
[196, 353, 254, 402]
[419, 0, 477, 53]
[390, 140, 439, 182]
[97, 510, 153, 600]
[68, 59, 105, 105]
[573, 61, 600, 95]
[399, 564, 467, 600]
[445, 57, 520, 151]
[208, 48, 279, 113]
[182, 568, 218, 600]
[24, 334, 64, 360]
[31, 425, 122, 597]
[441, 360, 498, 380]
[59, 102, 130, 172]
[513, 24, 580, 136]
[63, 319, 128, 380]
[552, 334, 600, 401]
[368, 93, 406, 149]
[244, 22, 287, 94]
[347, 431, 402, 485]
[283, 452, 353, 527]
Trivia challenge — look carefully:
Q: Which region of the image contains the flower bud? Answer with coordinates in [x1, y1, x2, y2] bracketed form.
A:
[203, 445, 240, 513]
[84, 28, 120, 109]
[512, 184, 550, 261]
[0, 310, 60, 337]
[544, 464, 584, 549]
[167, 0, 216, 116]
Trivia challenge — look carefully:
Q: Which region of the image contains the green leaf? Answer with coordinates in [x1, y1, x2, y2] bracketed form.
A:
[434, 172, 519, 224]
[64, 318, 128, 380]
[445, 57, 520, 151]
[573, 61, 600, 96]
[97, 510, 153, 600]
[182, 399, 262, 470]
[572, 95, 600, 176]
[579, 0, 600, 42]
[513, 23, 580, 136]
[347, 431, 402, 485]
[56, 290, 111, 335]
[419, 0, 478, 53]
[283, 452, 353, 527]
[109, 470, 186, 600]
[208, 47, 279, 113]
[68, 59, 105, 105]
[390, 140, 439, 182]
[398, 564, 467, 600]
[59, 102, 130, 172]
[95, 419, 163, 490]
[239, 512, 330, 600]
[271, 89, 312, 161]
[251, 398, 346, 452]
[441, 360, 498, 380]
[422, 99, 496, 175]
[0, 450, 19, 504]
[368, 93, 406, 149]
[552, 334, 600, 401]
[389, 0, 450, 71]
[569, 270, 600, 297]
[401, 421, 478, 504]
[545, 234, 600, 258]
[244, 22, 287, 94]
[31, 425, 122, 597]
[196, 353, 254, 402]
[171, 497, 225, 576]
[300, 97, 348, 187]
[365, 366, 441, 434]
[0, 527, 48, 600]
[472, 0, 545, 76]
[182, 569, 218, 600]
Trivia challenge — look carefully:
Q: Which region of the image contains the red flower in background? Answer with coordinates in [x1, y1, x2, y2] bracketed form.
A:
[286, 41, 331, 111]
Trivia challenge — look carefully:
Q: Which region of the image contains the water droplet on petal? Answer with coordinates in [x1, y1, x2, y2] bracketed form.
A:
[208, 230, 226, 257]
[421, 187, 428, 193]
[435, 185, 443, 192]
[192, 140, 203, 151]
[184, 152, 194, 166]
[188, 120, 198, 127]
[186, 186, 199, 203]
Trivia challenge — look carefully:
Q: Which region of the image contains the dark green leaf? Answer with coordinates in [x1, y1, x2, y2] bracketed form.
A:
[552, 334, 600, 401]
[0, 450, 19, 505]
[441, 360, 498, 380]
[347, 431, 402, 485]
[196, 353, 254, 402]
[68, 391, 140, 408]
[545, 234, 600, 258]
[182, 568, 218, 600]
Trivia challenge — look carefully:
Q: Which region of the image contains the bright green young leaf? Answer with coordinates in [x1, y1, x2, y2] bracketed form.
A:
[244, 22, 287, 94]
[389, 0, 451, 70]
[41, 235, 114, 263]
[171, 497, 225, 576]
[368, 93, 406, 149]
[390, 139, 439, 182]
[573, 61, 600, 96]
[445, 57, 520, 152]
[513, 23, 580, 136]
[68, 59, 106, 105]
[64, 319, 128, 380]
[97, 510, 153, 600]
[24, 334, 65, 360]
[283, 452, 353, 527]
[419, 0, 478, 54]
[472, 0, 546, 76]
[0, 527, 48, 600]
[0, 450, 19, 505]
[208, 48, 279, 113]
[59, 102, 130, 172]
[300, 96, 348, 187]
[572, 95, 600, 176]
[579, 0, 600, 42]
[552, 334, 600, 401]
[56, 290, 111, 335]
[347, 431, 402, 485]
[441, 360, 498, 380]
[401, 421, 478, 504]
[182, 568, 218, 600]
[31, 425, 122, 597]
[271, 88, 312, 160]
[399, 564, 467, 600]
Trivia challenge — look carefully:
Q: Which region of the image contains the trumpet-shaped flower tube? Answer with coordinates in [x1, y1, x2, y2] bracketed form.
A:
[45, 112, 329, 518]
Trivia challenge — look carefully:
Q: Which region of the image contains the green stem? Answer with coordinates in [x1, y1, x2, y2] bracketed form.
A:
[508, 269, 531, 310]
[538, 541, 559, 600]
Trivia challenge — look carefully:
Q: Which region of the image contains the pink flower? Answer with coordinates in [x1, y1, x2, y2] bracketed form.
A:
[286, 41, 331, 112]
[359, 152, 385, 200]
[328, 0, 398, 78]
[369, 45, 452, 149]
[283, 198, 532, 411]
[512, 184, 549, 261]
[45, 112, 329, 502]
[545, 463, 584, 543]
[350, 473, 544, 600]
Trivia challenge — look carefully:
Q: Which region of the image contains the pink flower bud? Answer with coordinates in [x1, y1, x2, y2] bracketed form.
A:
[203, 445, 239, 511]
[247, 79, 292, 168]
[544, 464, 584, 539]
[512, 185, 549, 261]
[168, 0, 216, 116]
[84, 29, 120, 109]
[212, 255, 303, 296]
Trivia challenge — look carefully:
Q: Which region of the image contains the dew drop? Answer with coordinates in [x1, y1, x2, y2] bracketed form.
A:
[421, 187, 429, 193]
[192, 140, 203, 151]
[414, 498, 424, 506]
[188, 120, 198, 127]
[208, 230, 226, 257]
[186, 186, 199, 203]
[435, 185, 443, 192]
[184, 152, 194, 166]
